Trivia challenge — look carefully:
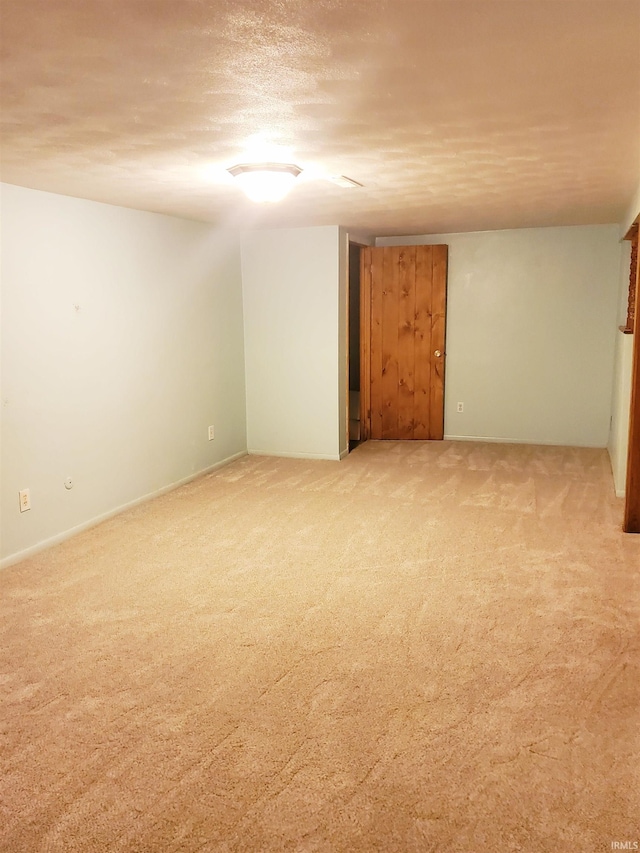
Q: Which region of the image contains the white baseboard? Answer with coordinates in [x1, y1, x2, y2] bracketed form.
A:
[606, 446, 627, 499]
[247, 449, 341, 461]
[444, 434, 603, 449]
[0, 450, 247, 571]
[339, 448, 349, 460]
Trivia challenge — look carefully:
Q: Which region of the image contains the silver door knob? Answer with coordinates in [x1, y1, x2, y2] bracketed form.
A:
[434, 350, 442, 358]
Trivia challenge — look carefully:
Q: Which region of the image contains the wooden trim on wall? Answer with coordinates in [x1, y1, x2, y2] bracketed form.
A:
[620, 224, 638, 335]
[624, 220, 640, 533]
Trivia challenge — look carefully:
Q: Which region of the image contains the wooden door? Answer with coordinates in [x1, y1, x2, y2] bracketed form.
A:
[360, 245, 448, 440]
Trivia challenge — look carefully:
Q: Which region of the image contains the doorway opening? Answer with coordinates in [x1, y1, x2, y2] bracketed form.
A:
[348, 242, 362, 452]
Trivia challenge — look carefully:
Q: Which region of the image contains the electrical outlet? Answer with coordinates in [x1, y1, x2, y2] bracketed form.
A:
[208, 425, 215, 441]
[457, 402, 464, 413]
[19, 489, 31, 512]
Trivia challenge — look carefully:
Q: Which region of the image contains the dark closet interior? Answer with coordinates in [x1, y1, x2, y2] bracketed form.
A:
[348, 243, 361, 450]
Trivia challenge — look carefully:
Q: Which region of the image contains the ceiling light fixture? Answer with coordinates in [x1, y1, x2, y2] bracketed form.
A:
[227, 162, 302, 203]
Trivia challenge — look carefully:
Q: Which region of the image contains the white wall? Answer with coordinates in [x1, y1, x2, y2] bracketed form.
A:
[622, 177, 640, 235]
[241, 226, 342, 460]
[378, 225, 621, 447]
[1, 184, 247, 565]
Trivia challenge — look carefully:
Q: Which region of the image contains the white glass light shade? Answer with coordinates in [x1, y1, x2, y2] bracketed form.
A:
[228, 163, 302, 203]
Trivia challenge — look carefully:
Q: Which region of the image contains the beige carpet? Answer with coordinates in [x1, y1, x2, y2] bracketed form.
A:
[1, 440, 639, 852]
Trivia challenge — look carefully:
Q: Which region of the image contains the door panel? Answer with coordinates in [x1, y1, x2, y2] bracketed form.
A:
[381, 247, 400, 439]
[413, 245, 434, 439]
[361, 244, 448, 440]
[397, 247, 417, 440]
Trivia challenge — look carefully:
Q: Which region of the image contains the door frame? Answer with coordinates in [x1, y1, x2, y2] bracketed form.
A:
[360, 247, 371, 440]
[345, 239, 370, 451]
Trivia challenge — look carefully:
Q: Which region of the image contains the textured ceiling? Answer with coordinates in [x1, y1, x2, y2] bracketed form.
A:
[1, 0, 640, 236]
